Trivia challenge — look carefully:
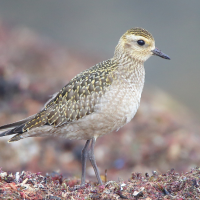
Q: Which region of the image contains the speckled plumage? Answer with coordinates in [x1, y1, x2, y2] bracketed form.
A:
[123, 27, 154, 40]
[6, 57, 144, 142]
[23, 60, 116, 127]
[0, 27, 170, 185]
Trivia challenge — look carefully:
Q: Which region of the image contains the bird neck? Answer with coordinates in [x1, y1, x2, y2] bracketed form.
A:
[112, 44, 145, 88]
[113, 49, 144, 77]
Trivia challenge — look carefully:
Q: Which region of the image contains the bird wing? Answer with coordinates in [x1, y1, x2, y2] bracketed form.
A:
[0, 59, 117, 139]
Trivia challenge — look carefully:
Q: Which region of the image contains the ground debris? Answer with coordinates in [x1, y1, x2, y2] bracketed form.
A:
[0, 168, 199, 199]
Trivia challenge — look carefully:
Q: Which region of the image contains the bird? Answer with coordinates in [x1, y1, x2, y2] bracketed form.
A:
[0, 27, 170, 186]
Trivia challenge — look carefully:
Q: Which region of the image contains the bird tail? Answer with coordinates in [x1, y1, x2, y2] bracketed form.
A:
[0, 115, 35, 140]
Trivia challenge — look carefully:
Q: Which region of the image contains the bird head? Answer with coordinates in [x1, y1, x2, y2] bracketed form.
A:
[115, 27, 170, 62]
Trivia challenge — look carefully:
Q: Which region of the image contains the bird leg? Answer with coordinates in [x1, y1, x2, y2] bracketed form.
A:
[88, 137, 103, 185]
[81, 138, 103, 186]
[81, 139, 90, 185]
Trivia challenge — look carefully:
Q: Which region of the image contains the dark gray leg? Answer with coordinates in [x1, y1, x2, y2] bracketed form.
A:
[88, 137, 103, 185]
[81, 139, 90, 185]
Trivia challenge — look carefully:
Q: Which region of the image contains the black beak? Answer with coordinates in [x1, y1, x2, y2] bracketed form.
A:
[151, 47, 170, 60]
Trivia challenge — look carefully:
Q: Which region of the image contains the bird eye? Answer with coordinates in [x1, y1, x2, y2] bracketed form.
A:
[137, 40, 145, 46]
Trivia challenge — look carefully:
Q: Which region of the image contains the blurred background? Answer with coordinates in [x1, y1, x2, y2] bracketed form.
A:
[0, 0, 200, 183]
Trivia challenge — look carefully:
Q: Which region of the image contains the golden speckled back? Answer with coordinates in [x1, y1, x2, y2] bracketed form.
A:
[22, 59, 119, 132]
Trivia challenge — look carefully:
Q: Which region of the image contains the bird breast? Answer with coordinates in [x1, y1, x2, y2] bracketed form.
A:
[69, 64, 145, 139]
[98, 69, 145, 131]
